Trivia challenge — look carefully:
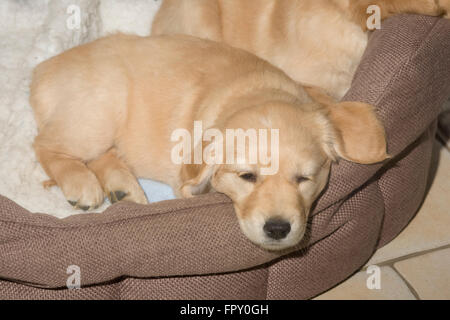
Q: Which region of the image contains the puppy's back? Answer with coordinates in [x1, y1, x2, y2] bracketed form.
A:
[30, 34, 296, 132]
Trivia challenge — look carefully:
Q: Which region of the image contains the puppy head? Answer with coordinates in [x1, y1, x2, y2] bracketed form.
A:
[179, 101, 387, 250]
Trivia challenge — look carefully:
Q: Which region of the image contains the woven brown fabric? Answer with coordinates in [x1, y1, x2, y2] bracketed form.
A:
[1, 15, 450, 300]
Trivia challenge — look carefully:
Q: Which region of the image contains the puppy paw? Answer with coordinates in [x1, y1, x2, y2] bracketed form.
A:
[419, 0, 450, 17]
[109, 190, 128, 203]
[61, 170, 105, 211]
[420, 0, 444, 16]
[103, 169, 148, 205]
[438, 0, 450, 18]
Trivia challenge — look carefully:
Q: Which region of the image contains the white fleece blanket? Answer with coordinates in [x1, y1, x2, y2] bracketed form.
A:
[0, 0, 177, 218]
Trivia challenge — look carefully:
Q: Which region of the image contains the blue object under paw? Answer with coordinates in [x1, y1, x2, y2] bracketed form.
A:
[138, 179, 176, 203]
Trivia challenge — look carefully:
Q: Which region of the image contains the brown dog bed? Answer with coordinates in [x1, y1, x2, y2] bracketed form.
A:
[1, 15, 450, 300]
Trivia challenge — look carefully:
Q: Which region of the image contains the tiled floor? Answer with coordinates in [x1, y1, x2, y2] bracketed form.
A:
[314, 139, 450, 300]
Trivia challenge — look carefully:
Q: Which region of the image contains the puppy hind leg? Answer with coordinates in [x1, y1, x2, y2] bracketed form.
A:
[386, 0, 449, 18]
[438, 0, 450, 18]
[350, 0, 448, 30]
[87, 148, 148, 205]
[152, 0, 222, 41]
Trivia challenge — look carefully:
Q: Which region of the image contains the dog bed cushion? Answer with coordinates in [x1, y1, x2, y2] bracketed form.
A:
[1, 8, 450, 299]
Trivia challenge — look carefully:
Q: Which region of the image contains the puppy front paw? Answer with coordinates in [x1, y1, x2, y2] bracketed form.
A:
[62, 170, 105, 211]
[103, 169, 148, 205]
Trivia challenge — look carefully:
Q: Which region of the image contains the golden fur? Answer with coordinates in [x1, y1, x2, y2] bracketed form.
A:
[152, 0, 450, 99]
[31, 0, 450, 249]
[31, 34, 387, 249]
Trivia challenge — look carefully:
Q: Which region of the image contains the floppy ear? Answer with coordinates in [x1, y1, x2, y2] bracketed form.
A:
[326, 101, 389, 164]
[305, 86, 388, 164]
[179, 162, 215, 198]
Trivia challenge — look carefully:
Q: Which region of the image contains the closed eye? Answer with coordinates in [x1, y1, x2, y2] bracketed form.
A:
[239, 172, 257, 183]
[296, 175, 310, 184]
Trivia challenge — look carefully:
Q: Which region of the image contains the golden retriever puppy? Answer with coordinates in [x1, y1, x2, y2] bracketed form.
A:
[30, 34, 387, 250]
[152, 0, 450, 99]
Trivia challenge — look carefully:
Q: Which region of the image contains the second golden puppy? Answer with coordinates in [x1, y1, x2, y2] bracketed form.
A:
[30, 34, 387, 250]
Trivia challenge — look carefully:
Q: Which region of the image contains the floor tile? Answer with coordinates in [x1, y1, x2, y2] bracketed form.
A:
[394, 248, 450, 300]
[367, 142, 450, 265]
[314, 266, 416, 300]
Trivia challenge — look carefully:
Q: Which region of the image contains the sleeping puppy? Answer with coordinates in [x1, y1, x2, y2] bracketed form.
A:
[30, 34, 387, 250]
[152, 0, 450, 99]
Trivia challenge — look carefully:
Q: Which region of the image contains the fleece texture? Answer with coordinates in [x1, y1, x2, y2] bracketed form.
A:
[0, 0, 169, 218]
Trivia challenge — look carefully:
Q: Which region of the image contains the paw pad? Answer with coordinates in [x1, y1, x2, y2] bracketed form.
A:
[68, 200, 97, 211]
[68, 200, 77, 207]
[109, 190, 128, 203]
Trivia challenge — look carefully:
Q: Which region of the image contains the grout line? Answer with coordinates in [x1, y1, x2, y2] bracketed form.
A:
[435, 136, 450, 153]
[363, 243, 450, 270]
[390, 264, 421, 300]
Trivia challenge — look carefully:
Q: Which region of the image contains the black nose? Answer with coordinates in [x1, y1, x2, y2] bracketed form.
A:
[263, 219, 291, 240]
